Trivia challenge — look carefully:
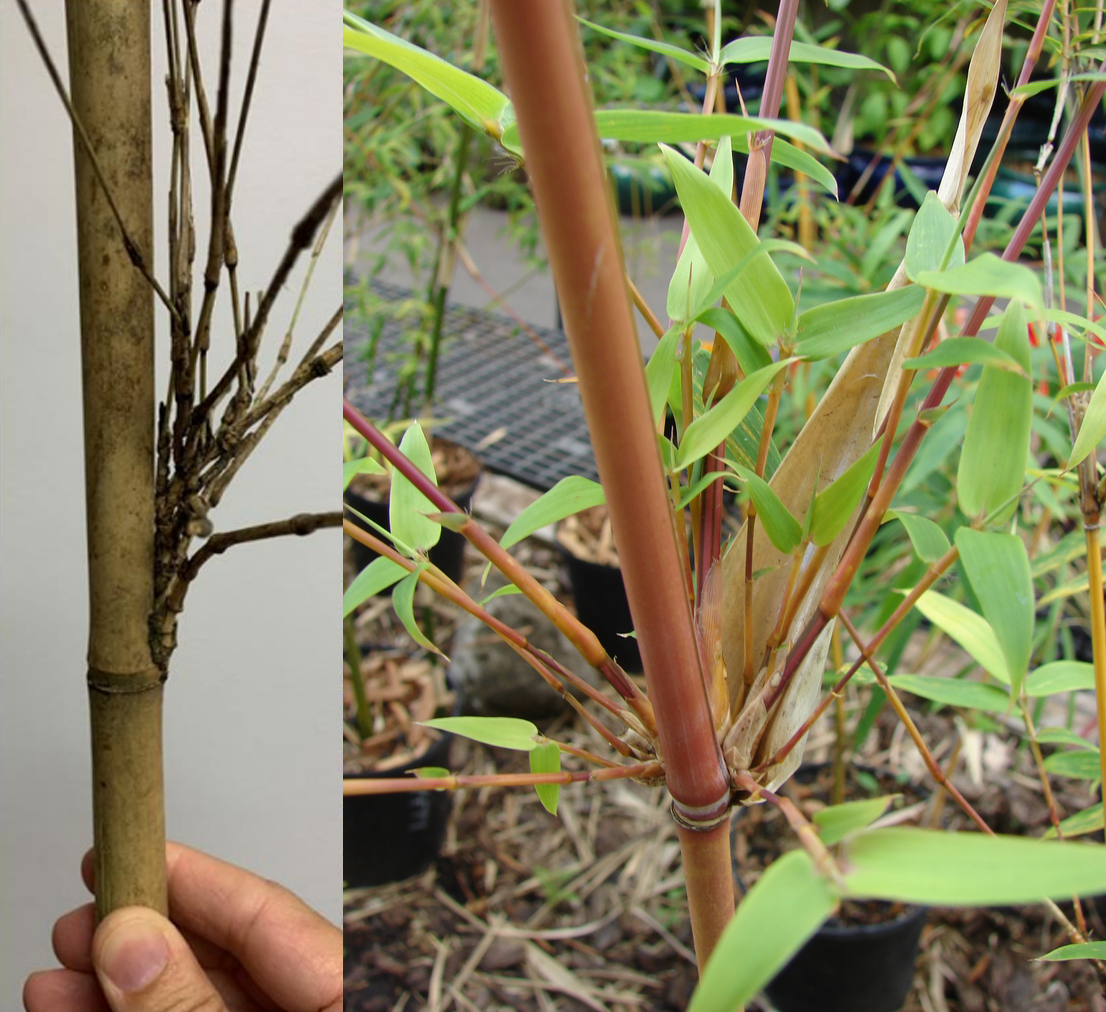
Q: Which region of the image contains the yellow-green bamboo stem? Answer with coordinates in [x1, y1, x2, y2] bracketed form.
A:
[67, 0, 166, 919]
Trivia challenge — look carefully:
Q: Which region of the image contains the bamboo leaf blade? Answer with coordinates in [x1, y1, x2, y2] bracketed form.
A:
[391, 422, 442, 553]
[815, 796, 896, 846]
[662, 144, 794, 345]
[576, 17, 711, 72]
[675, 361, 789, 469]
[795, 286, 926, 361]
[733, 465, 804, 553]
[913, 590, 1011, 684]
[343, 556, 408, 617]
[719, 36, 894, 80]
[888, 673, 1010, 712]
[904, 191, 964, 281]
[1067, 363, 1106, 468]
[843, 828, 1106, 904]
[499, 476, 605, 550]
[903, 336, 1026, 375]
[424, 715, 541, 750]
[1024, 660, 1097, 696]
[810, 443, 881, 547]
[954, 529, 1034, 697]
[529, 740, 562, 815]
[689, 850, 837, 1012]
[957, 299, 1033, 523]
[342, 21, 514, 148]
[887, 510, 950, 563]
[915, 253, 1043, 313]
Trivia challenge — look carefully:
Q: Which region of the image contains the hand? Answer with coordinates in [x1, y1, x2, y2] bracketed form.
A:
[23, 842, 341, 1012]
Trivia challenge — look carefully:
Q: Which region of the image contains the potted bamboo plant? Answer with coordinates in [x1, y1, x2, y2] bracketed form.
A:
[344, 1, 1106, 1007]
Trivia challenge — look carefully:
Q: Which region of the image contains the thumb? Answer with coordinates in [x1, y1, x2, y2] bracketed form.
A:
[93, 907, 226, 1012]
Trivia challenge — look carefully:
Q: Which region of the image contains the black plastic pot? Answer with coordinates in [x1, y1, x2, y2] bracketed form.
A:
[733, 763, 929, 1012]
[763, 902, 927, 1012]
[836, 148, 946, 208]
[343, 724, 455, 888]
[558, 543, 642, 673]
[345, 442, 480, 589]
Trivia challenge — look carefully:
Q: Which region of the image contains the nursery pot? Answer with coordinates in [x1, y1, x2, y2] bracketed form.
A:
[343, 723, 454, 888]
[763, 902, 928, 1012]
[556, 515, 641, 672]
[345, 437, 481, 588]
[734, 763, 929, 1012]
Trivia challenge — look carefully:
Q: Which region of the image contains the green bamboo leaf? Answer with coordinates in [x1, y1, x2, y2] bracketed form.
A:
[1044, 803, 1103, 839]
[667, 136, 734, 324]
[1043, 306, 1106, 348]
[675, 361, 789, 469]
[815, 797, 895, 846]
[529, 740, 561, 815]
[576, 16, 711, 72]
[957, 299, 1033, 524]
[1067, 363, 1106, 468]
[342, 556, 407, 617]
[1011, 72, 1106, 98]
[888, 673, 1009, 712]
[795, 285, 925, 360]
[904, 191, 964, 280]
[689, 850, 837, 1012]
[499, 477, 605, 550]
[748, 136, 839, 196]
[695, 306, 773, 379]
[954, 529, 1034, 698]
[719, 36, 894, 80]
[915, 253, 1043, 312]
[903, 336, 1026, 375]
[843, 827, 1106, 905]
[392, 567, 444, 657]
[342, 18, 515, 150]
[391, 422, 442, 553]
[810, 443, 881, 547]
[1043, 749, 1102, 780]
[1035, 727, 1096, 748]
[886, 510, 950, 563]
[661, 145, 794, 345]
[344, 457, 385, 492]
[733, 464, 804, 553]
[674, 469, 735, 511]
[1039, 941, 1106, 961]
[685, 237, 812, 325]
[423, 716, 540, 751]
[646, 325, 683, 424]
[1024, 661, 1096, 696]
[413, 766, 450, 779]
[597, 110, 831, 153]
[914, 590, 1010, 684]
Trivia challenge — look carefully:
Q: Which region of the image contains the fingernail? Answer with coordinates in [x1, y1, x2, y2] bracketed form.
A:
[98, 917, 171, 993]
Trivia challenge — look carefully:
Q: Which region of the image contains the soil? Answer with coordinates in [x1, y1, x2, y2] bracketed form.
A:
[558, 506, 619, 568]
[344, 476, 1106, 1012]
[343, 651, 454, 774]
[347, 436, 482, 503]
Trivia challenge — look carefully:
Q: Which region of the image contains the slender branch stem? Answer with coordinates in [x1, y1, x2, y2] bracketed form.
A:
[15, 0, 178, 321]
[344, 759, 665, 795]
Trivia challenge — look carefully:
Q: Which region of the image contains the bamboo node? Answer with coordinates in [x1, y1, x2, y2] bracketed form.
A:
[669, 799, 731, 833]
[87, 668, 167, 695]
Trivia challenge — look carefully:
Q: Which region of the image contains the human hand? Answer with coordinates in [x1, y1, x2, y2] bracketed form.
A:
[23, 841, 341, 1012]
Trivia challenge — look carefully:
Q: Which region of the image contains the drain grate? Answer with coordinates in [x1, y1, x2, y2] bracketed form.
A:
[344, 280, 598, 490]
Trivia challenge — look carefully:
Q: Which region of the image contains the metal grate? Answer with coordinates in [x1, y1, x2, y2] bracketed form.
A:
[344, 280, 597, 490]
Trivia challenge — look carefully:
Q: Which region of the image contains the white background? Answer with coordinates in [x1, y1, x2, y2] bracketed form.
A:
[0, 2, 341, 1001]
